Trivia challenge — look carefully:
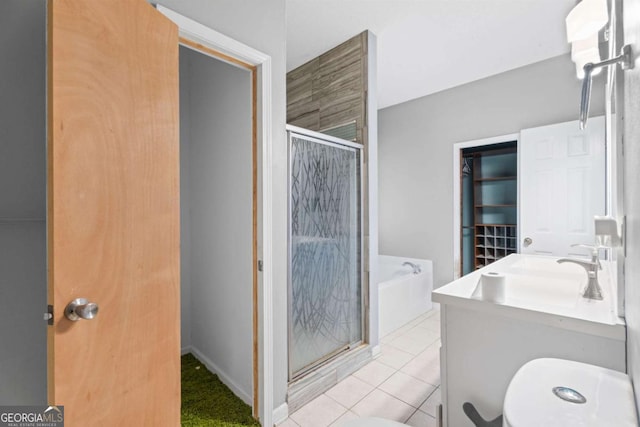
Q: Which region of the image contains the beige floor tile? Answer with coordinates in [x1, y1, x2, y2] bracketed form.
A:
[277, 418, 300, 427]
[330, 410, 360, 426]
[288, 309, 443, 426]
[380, 333, 399, 345]
[351, 389, 416, 423]
[401, 343, 441, 386]
[289, 394, 348, 427]
[381, 322, 417, 344]
[406, 313, 430, 328]
[325, 375, 375, 409]
[415, 316, 441, 333]
[378, 371, 437, 408]
[425, 307, 441, 319]
[389, 327, 440, 355]
[419, 387, 441, 417]
[377, 344, 415, 370]
[352, 360, 396, 387]
[406, 409, 437, 427]
[403, 325, 440, 343]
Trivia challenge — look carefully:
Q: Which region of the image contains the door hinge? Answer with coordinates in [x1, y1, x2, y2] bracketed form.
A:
[44, 305, 53, 325]
[258, 260, 263, 272]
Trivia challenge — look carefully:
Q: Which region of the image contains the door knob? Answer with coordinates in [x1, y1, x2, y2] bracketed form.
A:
[523, 237, 533, 247]
[65, 298, 99, 321]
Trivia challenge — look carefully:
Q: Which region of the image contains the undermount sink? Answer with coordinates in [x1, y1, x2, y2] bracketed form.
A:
[506, 254, 591, 279]
[499, 255, 600, 309]
[499, 273, 582, 309]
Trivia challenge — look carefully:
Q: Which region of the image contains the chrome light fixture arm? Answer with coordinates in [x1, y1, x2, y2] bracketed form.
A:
[580, 44, 634, 130]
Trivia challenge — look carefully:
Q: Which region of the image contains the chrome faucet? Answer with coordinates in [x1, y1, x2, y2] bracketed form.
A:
[557, 244, 603, 300]
[570, 244, 602, 269]
[403, 261, 421, 274]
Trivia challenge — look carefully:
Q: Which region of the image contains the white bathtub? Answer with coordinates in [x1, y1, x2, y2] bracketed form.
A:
[378, 255, 434, 337]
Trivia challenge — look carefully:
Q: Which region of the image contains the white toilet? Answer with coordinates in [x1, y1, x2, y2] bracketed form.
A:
[503, 358, 638, 426]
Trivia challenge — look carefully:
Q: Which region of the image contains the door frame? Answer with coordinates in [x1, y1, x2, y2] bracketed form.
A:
[452, 133, 519, 279]
[156, 6, 274, 426]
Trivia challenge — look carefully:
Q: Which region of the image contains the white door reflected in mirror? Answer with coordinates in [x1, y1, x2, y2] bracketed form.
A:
[520, 116, 606, 257]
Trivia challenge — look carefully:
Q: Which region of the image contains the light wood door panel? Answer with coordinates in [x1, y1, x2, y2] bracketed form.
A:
[47, 0, 180, 424]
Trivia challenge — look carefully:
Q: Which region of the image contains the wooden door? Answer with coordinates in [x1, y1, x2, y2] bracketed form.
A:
[47, 1, 180, 425]
[520, 117, 605, 257]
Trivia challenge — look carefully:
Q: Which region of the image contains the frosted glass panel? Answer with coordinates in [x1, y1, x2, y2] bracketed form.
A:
[289, 135, 362, 378]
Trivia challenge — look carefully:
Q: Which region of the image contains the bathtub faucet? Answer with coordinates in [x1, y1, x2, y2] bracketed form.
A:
[403, 261, 422, 275]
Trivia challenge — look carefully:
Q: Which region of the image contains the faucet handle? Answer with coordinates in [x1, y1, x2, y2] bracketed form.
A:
[570, 244, 602, 269]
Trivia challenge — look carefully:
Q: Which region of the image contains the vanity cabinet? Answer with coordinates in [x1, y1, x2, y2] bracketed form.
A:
[438, 305, 625, 427]
[433, 255, 626, 427]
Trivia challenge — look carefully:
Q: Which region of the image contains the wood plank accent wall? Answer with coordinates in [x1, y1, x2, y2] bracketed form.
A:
[287, 31, 369, 145]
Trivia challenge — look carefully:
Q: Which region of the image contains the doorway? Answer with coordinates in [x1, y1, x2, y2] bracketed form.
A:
[452, 134, 520, 279]
[178, 43, 256, 407]
[460, 142, 518, 276]
[157, 8, 277, 421]
[453, 118, 607, 280]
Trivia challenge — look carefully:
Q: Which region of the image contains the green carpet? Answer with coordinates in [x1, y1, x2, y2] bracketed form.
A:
[182, 353, 261, 427]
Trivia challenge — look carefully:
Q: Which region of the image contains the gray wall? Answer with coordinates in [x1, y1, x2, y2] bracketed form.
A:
[622, 0, 640, 414]
[378, 53, 605, 288]
[156, 0, 289, 412]
[180, 47, 254, 403]
[0, 0, 46, 405]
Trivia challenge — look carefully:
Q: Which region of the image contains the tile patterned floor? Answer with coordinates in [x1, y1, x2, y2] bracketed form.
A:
[280, 308, 442, 427]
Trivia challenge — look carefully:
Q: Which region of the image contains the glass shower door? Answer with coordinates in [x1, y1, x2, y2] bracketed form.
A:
[288, 129, 363, 380]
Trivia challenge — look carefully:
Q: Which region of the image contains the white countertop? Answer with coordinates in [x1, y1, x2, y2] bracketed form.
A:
[432, 254, 625, 340]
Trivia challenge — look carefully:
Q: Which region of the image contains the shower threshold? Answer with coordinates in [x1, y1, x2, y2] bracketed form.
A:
[291, 343, 353, 381]
[286, 344, 374, 414]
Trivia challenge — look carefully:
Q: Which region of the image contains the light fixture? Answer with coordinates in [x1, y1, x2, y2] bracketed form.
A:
[571, 33, 602, 79]
[566, 0, 608, 79]
[565, 0, 634, 129]
[565, 0, 608, 44]
[580, 45, 633, 129]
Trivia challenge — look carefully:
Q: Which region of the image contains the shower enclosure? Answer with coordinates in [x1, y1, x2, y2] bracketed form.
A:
[287, 126, 364, 380]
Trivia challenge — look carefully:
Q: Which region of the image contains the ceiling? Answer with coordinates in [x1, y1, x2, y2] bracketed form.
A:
[286, 0, 577, 109]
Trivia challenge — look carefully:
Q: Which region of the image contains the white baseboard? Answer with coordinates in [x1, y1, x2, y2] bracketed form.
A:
[272, 402, 288, 425]
[181, 345, 192, 356]
[371, 345, 381, 358]
[189, 346, 253, 406]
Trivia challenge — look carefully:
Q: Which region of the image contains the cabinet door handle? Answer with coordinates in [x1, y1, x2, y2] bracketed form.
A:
[523, 237, 533, 247]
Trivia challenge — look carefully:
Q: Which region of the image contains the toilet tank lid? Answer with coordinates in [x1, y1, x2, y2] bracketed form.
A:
[503, 358, 638, 427]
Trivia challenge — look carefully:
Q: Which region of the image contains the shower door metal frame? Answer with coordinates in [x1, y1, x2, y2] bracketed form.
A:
[286, 124, 366, 381]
